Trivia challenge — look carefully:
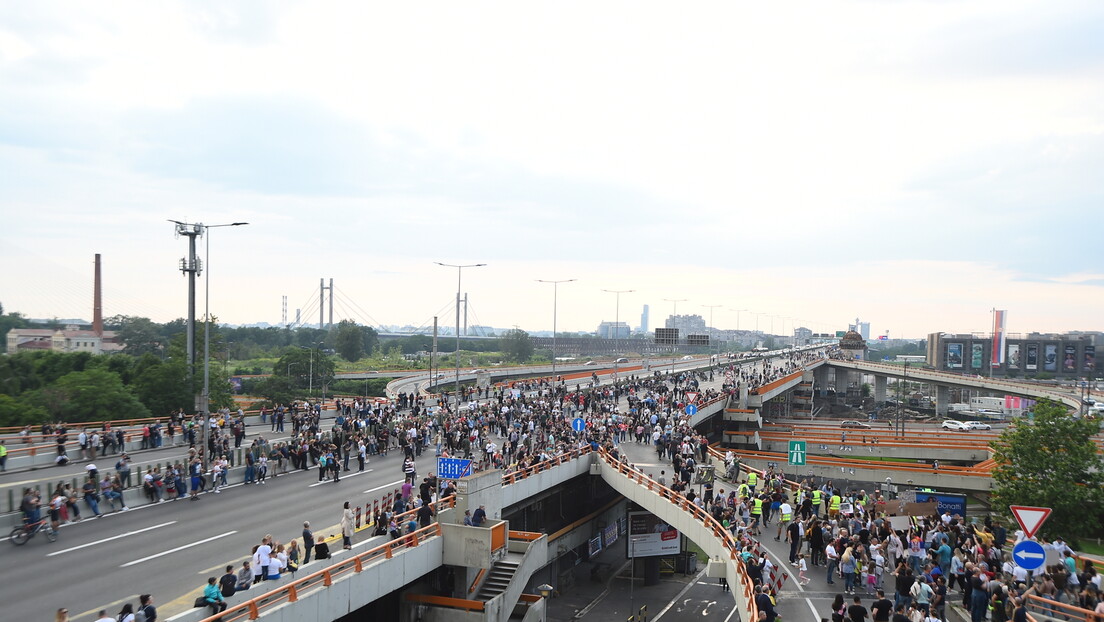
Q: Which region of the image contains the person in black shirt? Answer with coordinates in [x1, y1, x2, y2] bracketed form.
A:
[302, 521, 314, 563]
[871, 589, 893, 622]
[891, 603, 910, 622]
[753, 585, 776, 622]
[847, 595, 868, 622]
[219, 566, 237, 598]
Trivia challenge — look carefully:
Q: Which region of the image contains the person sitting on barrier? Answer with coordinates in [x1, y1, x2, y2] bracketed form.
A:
[235, 561, 253, 592]
[203, 577, 227, 614]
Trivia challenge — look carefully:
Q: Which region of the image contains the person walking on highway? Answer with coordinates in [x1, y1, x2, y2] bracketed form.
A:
[341, 501, 354, 550]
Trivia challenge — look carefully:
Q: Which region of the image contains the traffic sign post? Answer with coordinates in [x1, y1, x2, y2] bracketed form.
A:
[572, 418, 586, 433]
[685, 404, 698, 416]
[1012, 539, 1046, 571]
[788, 440, 806, 466]
[685, 392, 699, 404]
[1009, 505, 1052, 539]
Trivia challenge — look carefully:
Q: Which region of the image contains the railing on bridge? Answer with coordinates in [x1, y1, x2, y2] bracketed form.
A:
[1023, 593, 1104, 622]
[597, 449, 760, 622]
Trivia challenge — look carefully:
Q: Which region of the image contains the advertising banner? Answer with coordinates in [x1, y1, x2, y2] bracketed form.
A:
[914, 491, 968, 517]
[1064, 345, 1077, 372]
[1007, 344, 1021, 369]
[991, 310, 1007, 367]
[603, 523, 618, 548]
[628, 511, 681, 557]
[971, 344, 983, 369]
[947, 343, 964, 369]
[588, 535, 602, 558]
[1086, 346, 1096, 372]
[1044, 344, 1058, 372]
[1026, 344, 1038, 370]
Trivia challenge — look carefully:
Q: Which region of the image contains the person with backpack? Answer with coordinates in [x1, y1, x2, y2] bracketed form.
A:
[135, 595, 156, 622]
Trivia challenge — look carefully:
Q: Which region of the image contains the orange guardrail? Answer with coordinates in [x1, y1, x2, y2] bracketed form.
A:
[508, 530, 544, 542]
[404, 593, 486, 611]
[468, 568, 486, 593]
[491, 522, 506, 552]
[735, 450, 994, 476]
[750, 371, 803, 395]
[598, 450, 759, 622]
[500, 445, 593, 484]
[1023, 594, 1103, 622]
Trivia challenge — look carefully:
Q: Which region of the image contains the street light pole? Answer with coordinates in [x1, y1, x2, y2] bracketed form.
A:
[730, 309, 749, 352]
[538, 279, 576, 385]
[602, 289, 634, 376]
[436, 262, 487, 415]
[702, 304, 721, 360]
[171, 219, 248, 471]
[664, 299, 687, 373]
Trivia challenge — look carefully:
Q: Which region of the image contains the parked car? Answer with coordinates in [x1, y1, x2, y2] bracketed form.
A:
[966, 421, 992, 430]
[941, 420, 971, 431]
[840, 420, 872, 429]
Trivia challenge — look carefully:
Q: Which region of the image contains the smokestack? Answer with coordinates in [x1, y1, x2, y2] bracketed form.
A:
[93, 253, 103, 336]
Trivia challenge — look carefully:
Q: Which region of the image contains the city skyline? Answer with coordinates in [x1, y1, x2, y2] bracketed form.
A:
[2, 2, 1103, 338]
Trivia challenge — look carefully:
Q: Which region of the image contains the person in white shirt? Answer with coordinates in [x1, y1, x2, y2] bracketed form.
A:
[94, 611, 114, 622]
[257, 536, 273, 581]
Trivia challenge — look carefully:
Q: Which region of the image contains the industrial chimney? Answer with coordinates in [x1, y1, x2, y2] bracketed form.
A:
[93, 253, 103, 336]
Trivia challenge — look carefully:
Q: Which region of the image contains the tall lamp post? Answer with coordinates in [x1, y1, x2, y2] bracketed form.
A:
[436, 262, 486, 414]
[730, 309, 748, 352]
[538, 279, 576, 384]
[664, 299, 687, 374]
[171, 219, 248, 470]
[602, 288, 634, 376]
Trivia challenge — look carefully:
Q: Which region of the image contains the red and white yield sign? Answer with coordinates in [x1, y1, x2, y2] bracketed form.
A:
[1009, 505, 1052, 539]
[685, 392, 699, 404]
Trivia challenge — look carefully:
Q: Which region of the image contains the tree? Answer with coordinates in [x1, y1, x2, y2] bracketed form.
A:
[116, 316, 165, 357]
[25, 368, 151, 422]
[130, 357, 193, 416]
[990, 399, 1104, 543]
[332, 320, 365, 362]
[500, 329, 534, 362]
[273, 346, 335, 397]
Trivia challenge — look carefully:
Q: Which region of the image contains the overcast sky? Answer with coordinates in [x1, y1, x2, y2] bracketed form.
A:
[3, 1, 1102, 339]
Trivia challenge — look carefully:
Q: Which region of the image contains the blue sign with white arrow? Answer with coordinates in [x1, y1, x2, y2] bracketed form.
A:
[572, 417, 586, 433]
[685, 404, 698, 416]
[1012, 539, 1046, 571]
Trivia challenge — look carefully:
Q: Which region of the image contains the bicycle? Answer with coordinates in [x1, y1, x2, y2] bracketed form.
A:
[10, 517, 58, 545]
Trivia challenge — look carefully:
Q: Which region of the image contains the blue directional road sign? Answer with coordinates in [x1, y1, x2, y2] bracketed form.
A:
[1012, 539, 1046, 571]
[685, 404, 698, 416]
[437, 457, 473, 480]
[572, 418, 586, 433]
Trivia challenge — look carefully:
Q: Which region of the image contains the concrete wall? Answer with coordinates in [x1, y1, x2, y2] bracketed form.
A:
[501, 455, 592, 510]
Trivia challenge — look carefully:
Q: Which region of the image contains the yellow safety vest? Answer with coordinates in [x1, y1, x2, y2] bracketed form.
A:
[829, 495, 841, 511]
[781, 508, 793, 522]
[739, 484, 750, 498]
[812, 490, 822, 505]
[747, 472, 758, 487]
[752, 498, 763, 515]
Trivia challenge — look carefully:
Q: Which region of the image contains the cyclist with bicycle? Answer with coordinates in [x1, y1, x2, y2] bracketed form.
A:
[20, 487, 41, 526]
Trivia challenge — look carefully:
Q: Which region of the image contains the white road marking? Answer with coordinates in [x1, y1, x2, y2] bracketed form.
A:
[121, 530, 237, 567]
[48, 521, 177, 556]
[308, 469, 371, 487]
[363, 479, 405, 495]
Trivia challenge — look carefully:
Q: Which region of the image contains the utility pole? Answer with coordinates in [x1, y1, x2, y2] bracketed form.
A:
[603, 289, 634, 376]
[539, 279, 576, 384]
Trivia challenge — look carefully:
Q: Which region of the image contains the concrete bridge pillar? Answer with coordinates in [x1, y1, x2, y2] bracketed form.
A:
[739, 381, 749, 409]
[834, 368, 852, 391]
[874, 376, 887, 403]
[814, 366, 830, 397]
[936, 385, 950, 416]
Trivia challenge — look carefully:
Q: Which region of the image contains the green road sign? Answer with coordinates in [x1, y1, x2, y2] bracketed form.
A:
[788, 440, 807, 466]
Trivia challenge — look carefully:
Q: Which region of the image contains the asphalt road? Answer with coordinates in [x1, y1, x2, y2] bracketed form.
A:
[1, 447, 415, 622]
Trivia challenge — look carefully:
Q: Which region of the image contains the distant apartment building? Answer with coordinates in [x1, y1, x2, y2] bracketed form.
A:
[665, 314, 707, 335]
[639, 305, 650, 333]
[596, 321, 631, 339]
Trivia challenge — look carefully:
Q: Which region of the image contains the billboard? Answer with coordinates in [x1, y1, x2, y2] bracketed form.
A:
[603, 523, 619, 548]
[1007, 344, 1021, 369]
[1086, 346, 1096, 372]
[1025, 344, 1038, 370]
[991, 310, 1007, 367]
[970, 344, 983, 369]
[628, 511, 680, 557]
[946, 343, 964, 369]
[1044, 344, 1058, 372]
[1064, 345, 1077, 372]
